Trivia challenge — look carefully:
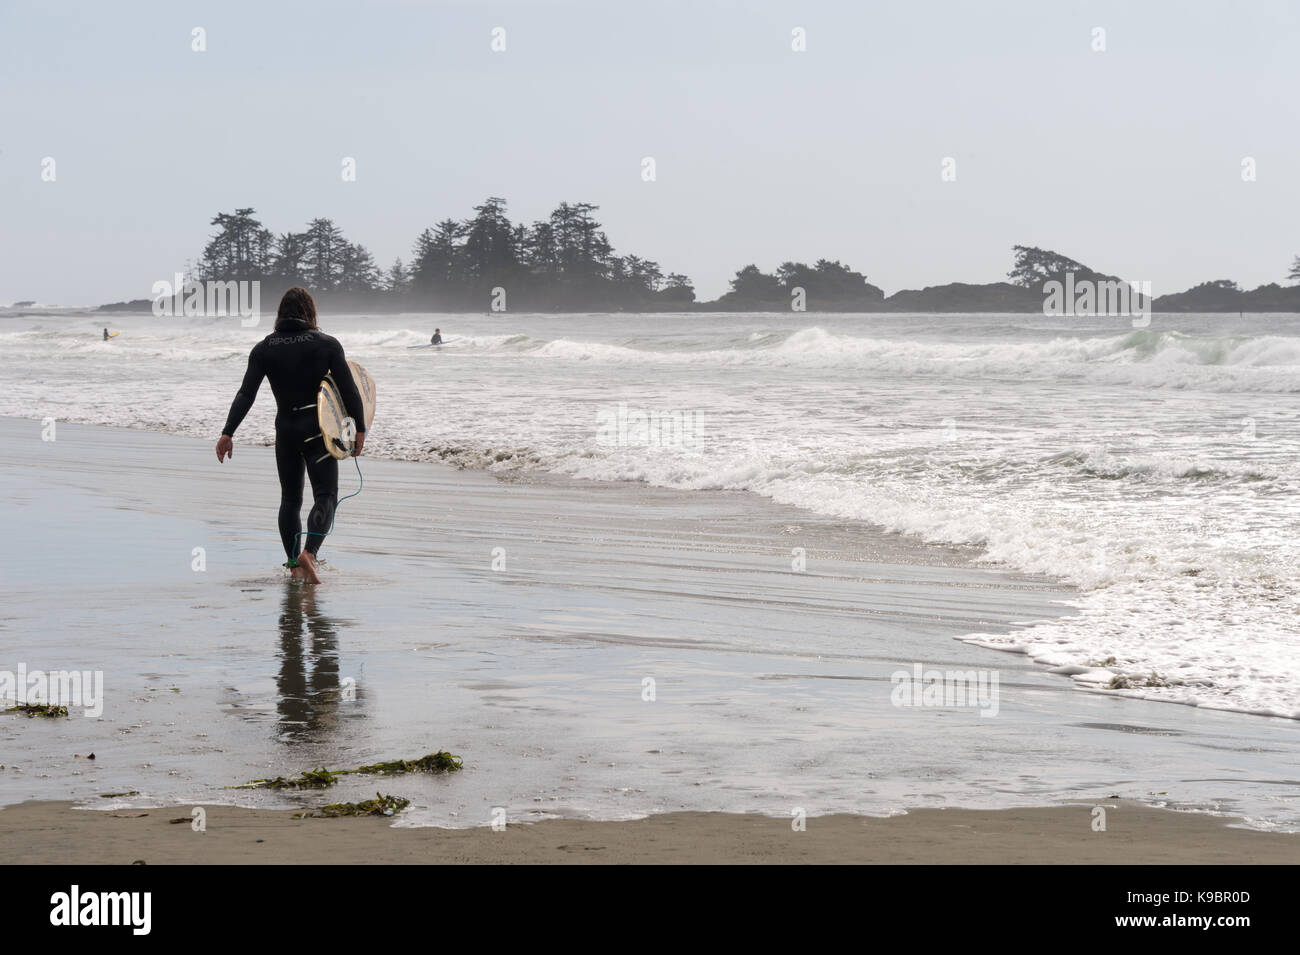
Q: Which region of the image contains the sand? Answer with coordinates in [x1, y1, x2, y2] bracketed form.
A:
[2, 799, 1295, 864]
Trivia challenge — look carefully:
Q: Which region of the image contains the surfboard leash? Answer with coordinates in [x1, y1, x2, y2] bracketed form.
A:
[284, 454, 364, 568]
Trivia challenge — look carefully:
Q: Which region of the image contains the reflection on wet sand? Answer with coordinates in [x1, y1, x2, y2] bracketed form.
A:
[276, 584, 358, 741]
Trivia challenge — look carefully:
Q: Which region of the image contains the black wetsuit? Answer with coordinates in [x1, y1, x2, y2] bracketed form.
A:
[222, 318, 367, 561]
[430, 333, 442, 345]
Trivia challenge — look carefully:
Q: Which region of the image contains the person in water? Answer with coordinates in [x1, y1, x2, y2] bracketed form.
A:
[216, 287, 366, 584]
[103, 328, 109, 341]
[430, 328, 442, 345]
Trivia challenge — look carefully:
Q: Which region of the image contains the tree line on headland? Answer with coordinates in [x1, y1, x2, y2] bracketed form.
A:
[97, 198, 1300, 313]
[177, 199, 693, 312]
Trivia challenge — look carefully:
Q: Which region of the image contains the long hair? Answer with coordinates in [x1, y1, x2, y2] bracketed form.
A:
[276, 287, 318, 329]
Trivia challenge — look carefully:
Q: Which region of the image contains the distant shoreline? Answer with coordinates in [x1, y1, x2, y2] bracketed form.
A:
[84, 284, 1300, 316]
[65, 205, 1300, 316]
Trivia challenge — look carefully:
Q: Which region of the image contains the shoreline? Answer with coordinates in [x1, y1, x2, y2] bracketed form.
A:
[3, 799, 1294, 864]
[13, 304, 1300, 316]
[5, 417, 1300, 839]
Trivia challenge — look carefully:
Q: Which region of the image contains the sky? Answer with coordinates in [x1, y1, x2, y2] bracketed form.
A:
[1, 0, 1297, 304]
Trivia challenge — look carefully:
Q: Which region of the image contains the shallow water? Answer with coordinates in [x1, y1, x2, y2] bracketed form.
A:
[2, 308, 1298, 717]
[2, 420, 1297, 831]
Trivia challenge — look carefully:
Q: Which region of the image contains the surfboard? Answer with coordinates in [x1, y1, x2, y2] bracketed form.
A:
[317, 360, 376, 460]
[106, 331, 121, 339]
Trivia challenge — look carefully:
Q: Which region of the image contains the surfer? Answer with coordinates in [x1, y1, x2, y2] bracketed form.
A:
[103, 328, 109, 341]
[430, 329, 443, 345]
[215, 287, 366, 584]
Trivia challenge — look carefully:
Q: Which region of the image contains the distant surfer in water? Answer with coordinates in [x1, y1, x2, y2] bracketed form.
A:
[216, 287, 366, 584]
[430, 328, 443, 345]
[103, 328, 109, 341]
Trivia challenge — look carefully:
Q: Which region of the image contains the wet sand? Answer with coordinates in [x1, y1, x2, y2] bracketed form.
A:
[2, 799, 1295, 864]
[3, 417, 1300, 860]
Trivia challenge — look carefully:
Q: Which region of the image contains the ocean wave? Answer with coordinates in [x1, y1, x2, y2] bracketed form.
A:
[10, 320, 1300, 375]
[7, 312, 1299, 718]
[455, 325, 1300, 368]
[359, 325, 1300, 392]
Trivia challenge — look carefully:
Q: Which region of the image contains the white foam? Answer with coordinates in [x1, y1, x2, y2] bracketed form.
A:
[5, 311, 1299, 718]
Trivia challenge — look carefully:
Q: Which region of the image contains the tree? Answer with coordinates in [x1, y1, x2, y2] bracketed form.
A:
[462, 197, 520, 290]
[661, 273, 695, 304]
[812, 259, 873, 299]
[385, 258, 409, 294]
[728, 265, 783, 301]
[772, 259, 878, 305]
[621, 255, 664, 293]
[409, 219, 467, 301]
[549, 201, 613, 285]
[192, 199, 694, 311]
[271, 231, 308, 285]
[199, 208, 274, 281]
[337, 241, 380, 292]
[1007, 245, 1093, 287]
[776, 261, 816, 290]
[1288, 255, 1300, 284]
[300, 218, 347, 290]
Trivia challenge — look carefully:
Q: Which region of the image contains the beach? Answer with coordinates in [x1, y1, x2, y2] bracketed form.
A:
[2, 415, 1298, 862]
[7, 0, 1300, 893]
[3, 800, 1295, 864]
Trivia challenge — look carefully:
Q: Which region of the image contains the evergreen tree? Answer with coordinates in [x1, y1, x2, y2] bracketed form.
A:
[301, 218, 347, 290]
[200, 208, 273, 281]
[462, 197, 520, 291]
[192, 199, 695, 311]
[385, 258, 409, 294]
[337, 241, 380, 292]
[271, 231, 308, 285]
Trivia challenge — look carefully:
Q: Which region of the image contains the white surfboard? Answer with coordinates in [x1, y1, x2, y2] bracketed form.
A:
[317, 360, 376, 460]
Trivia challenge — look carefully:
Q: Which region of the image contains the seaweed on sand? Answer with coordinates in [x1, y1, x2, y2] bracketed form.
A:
[293, 793, 410, 818]
[235, 751, 462, 789]
[235, 767, 339, 790]
[7, 703, 69, 718]
[349, 752, 463, 776]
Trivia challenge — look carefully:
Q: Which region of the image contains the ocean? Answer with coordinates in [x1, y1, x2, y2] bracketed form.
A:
[3, 307, 1298, 721]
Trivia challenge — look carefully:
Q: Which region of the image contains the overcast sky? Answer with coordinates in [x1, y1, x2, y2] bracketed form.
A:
[2, 0, 1297, 304]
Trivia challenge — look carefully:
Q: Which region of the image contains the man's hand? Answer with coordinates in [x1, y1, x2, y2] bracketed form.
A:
[216, 434, 233, 462]
[352, 431, 366, 457]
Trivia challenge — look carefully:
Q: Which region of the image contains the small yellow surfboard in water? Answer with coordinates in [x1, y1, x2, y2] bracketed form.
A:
[106, 331, 121, 339]
[316, 360, 376, 459]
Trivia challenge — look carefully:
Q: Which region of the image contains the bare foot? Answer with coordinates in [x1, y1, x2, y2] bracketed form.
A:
[289, 564, 305, 581]
[297, 550, 322, 585]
